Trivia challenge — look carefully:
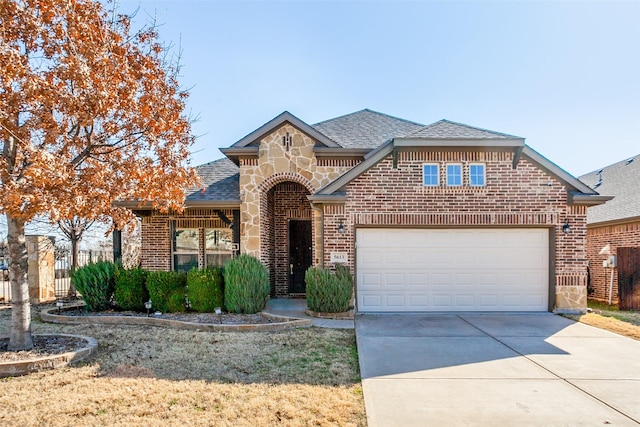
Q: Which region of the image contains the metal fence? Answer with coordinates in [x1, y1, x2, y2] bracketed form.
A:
[0, 250, 113, 305]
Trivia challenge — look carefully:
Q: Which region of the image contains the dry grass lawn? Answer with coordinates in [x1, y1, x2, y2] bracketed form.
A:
[0, 306, 365, 426]
[564, 300, 640, 341]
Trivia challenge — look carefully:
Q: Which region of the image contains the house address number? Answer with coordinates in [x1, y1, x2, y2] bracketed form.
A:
[330, 252, 348, 264]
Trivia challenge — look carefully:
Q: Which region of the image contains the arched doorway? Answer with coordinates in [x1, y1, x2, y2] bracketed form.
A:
[262, 181, 313, 297]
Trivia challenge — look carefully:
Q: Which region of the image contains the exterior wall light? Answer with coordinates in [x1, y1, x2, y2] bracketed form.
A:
[338, 219, 345, 234]
[562, 220, 570, 234]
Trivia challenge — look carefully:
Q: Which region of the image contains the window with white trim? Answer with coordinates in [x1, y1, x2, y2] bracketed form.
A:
[173, 228, 199, 272]
[446, 164, 462, 186]
[205, 228, 234, 267]
[423, 163, 439, 186]
[469, 163, 486, 187]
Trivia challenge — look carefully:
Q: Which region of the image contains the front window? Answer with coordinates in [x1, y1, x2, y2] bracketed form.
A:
[173, 228, 199, 272]
[469, 163, 486, 187]
[205, 228, 233, 267]
[423, 164, 439, 186]
[446, 164, 462, 186]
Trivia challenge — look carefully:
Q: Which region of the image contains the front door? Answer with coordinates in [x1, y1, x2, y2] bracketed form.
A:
[289, 220, 312, 295]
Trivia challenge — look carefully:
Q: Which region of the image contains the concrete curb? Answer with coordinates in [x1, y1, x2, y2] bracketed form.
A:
[41, 306, 312, 332]
[305, 309, 354, 320]
[0, 334, 98, 378]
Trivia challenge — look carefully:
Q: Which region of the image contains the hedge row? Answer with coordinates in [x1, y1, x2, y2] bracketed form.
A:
[71, 254, 269, 314]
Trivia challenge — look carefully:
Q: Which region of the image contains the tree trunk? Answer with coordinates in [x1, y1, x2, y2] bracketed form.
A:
[7, 214, 32, 351]
[67, 236, 78, 298]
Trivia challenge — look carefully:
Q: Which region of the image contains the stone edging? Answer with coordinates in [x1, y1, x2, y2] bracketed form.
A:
[0, 334, 98, 378]
[41, 306, 312, 332]
[305, 309, 354, 320]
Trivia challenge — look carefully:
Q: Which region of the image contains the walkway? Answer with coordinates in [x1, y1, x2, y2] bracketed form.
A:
[264, 298, 354, 329]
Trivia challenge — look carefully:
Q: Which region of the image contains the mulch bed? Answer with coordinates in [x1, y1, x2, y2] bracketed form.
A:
[0, 336, 88, 362]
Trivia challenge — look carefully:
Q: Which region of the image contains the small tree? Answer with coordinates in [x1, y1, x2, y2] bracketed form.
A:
[58, 216, 95, 297]
[0, 0, 199, 350]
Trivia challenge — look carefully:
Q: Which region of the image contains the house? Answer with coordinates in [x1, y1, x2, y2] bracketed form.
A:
[578, 156, 640, 305]
[120, 109, 611, 313]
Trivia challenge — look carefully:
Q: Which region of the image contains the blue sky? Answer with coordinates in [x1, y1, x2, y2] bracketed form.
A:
[125, 0, 637, 177]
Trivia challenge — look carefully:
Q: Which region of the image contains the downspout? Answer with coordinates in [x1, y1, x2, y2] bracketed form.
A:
[310, 202, 324, 268]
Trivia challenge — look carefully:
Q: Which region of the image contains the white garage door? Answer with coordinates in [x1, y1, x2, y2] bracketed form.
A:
[356, 228, 549, 312]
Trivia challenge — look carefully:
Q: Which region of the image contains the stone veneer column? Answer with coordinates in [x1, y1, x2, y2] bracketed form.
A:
[26, 235, 56, 304]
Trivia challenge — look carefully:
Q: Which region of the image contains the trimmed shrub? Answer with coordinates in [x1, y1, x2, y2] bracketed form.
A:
[71, 261, 116, 312]
[146, 270, 187, 313]
[187, 267, 224, 313]
[306, 265, 353, 313]
[114, 267, 148, 311]
[223, 255, 269, 314]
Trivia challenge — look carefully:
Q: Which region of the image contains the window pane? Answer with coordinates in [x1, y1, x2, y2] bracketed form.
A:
[470, 164, 485, 186]
[446, 164, 462, 186]
[423, 164, 439, 186]
[174, 229, 198, 252]
[206, 253, 232, 268]
[205, 228, 234, 267]
[205, 229, 233, 251]
[174, 254, 198, 272]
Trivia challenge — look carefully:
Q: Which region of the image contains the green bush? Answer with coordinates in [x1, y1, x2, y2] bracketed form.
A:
[306, 265, 353, 313]
[223, 255, 269, 314]
[114, 267, 148, 311]
[187, 267, 224, 313]
[146, 270, 187, 313]
[71, 261, 116, 312]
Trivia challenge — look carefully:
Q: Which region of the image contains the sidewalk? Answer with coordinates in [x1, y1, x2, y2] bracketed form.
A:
[263, 298, 354, 329]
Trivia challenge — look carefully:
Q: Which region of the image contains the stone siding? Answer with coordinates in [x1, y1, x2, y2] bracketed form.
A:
[239, 123, 355, 260]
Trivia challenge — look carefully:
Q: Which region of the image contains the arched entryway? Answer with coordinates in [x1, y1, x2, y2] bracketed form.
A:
[261, 181, 313, 297]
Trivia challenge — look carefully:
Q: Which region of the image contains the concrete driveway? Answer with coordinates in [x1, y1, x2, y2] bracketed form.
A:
[356, 313, 640, 426]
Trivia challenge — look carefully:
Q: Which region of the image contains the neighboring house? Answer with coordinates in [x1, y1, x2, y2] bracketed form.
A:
[119, 109, 610, 313]
[579, 156, 640, 304]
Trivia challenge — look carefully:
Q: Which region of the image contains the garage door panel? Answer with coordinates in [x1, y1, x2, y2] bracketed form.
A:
[356, 228, 548, 312]
[385, 295, 405, 307]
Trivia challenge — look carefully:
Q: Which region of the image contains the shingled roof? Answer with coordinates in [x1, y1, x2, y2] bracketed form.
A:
[578, 155, 640, 224]
[312, 109, 424, 149]
[186, 157, 240, 202]
[406, 119, 522, 139]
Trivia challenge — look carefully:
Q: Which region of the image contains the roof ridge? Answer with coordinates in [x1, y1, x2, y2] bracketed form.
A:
[405, 119, 522, 138]
[312, 108, 424, 127]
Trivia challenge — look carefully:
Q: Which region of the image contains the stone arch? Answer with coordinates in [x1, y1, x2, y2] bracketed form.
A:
[258, 173, 315, 297]
[257, 172, 315, 194]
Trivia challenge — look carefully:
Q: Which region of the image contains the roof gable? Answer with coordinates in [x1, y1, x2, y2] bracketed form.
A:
[230, 111, 339, 148]
[578, 155, 640, 224]
[312, 109, 424, 149]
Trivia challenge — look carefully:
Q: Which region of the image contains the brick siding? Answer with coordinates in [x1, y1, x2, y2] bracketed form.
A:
[140, 209, 234, 271]
[323, 151, 588, 309]
[586, 220, 640, 303]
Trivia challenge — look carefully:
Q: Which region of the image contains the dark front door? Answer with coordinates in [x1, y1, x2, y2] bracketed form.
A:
[289, 220, 312, 294]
